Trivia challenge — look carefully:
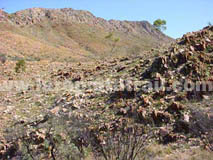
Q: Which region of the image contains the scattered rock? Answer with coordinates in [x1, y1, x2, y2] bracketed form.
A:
[50, 106, 60, 115]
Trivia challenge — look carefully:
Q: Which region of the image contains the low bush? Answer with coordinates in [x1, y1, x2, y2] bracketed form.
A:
[15, 59, 26, 73]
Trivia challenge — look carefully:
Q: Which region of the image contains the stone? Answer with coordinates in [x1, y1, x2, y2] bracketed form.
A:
[159, 127, 169, 137]
[190, 46, 195, 51]
[205, 38, 211, 43]
[152, 110, 171, 123]
[50, 106, 60, 115]
[179, 49, 185, 53]
[202, 95, 210, 100]
[183, 114, 190, 123]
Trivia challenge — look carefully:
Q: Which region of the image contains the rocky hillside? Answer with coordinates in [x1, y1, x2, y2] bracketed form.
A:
[0, 26, 212, 159]
[0, 8, 172, 62]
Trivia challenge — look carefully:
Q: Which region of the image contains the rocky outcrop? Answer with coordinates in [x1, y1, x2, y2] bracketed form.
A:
[0, 10, 9, 22]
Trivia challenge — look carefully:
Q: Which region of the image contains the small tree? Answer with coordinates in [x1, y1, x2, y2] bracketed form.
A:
[208, 22, 212, 26]
[153, 19, 167, 31]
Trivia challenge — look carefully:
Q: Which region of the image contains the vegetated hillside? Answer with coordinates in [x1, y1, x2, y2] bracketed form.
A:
[0, 8, 172, 62]
[0, 26, 213, 159]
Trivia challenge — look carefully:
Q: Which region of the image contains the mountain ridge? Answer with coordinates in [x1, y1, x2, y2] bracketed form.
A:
[0, 8, 173, 62]
[8, 8, 169, 40]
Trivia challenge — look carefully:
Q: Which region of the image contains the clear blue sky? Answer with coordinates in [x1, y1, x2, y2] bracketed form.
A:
[0, 0, 212, 38]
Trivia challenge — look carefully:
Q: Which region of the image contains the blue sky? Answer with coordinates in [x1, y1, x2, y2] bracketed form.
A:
[0, 0, 212, 38]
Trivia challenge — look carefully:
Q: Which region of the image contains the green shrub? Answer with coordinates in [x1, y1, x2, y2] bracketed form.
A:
[15, 59, 26, 73]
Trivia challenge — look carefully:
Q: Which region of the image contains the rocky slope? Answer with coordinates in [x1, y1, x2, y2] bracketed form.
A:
[0, 26, 212, 159]
[0, 8, 172, 62]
